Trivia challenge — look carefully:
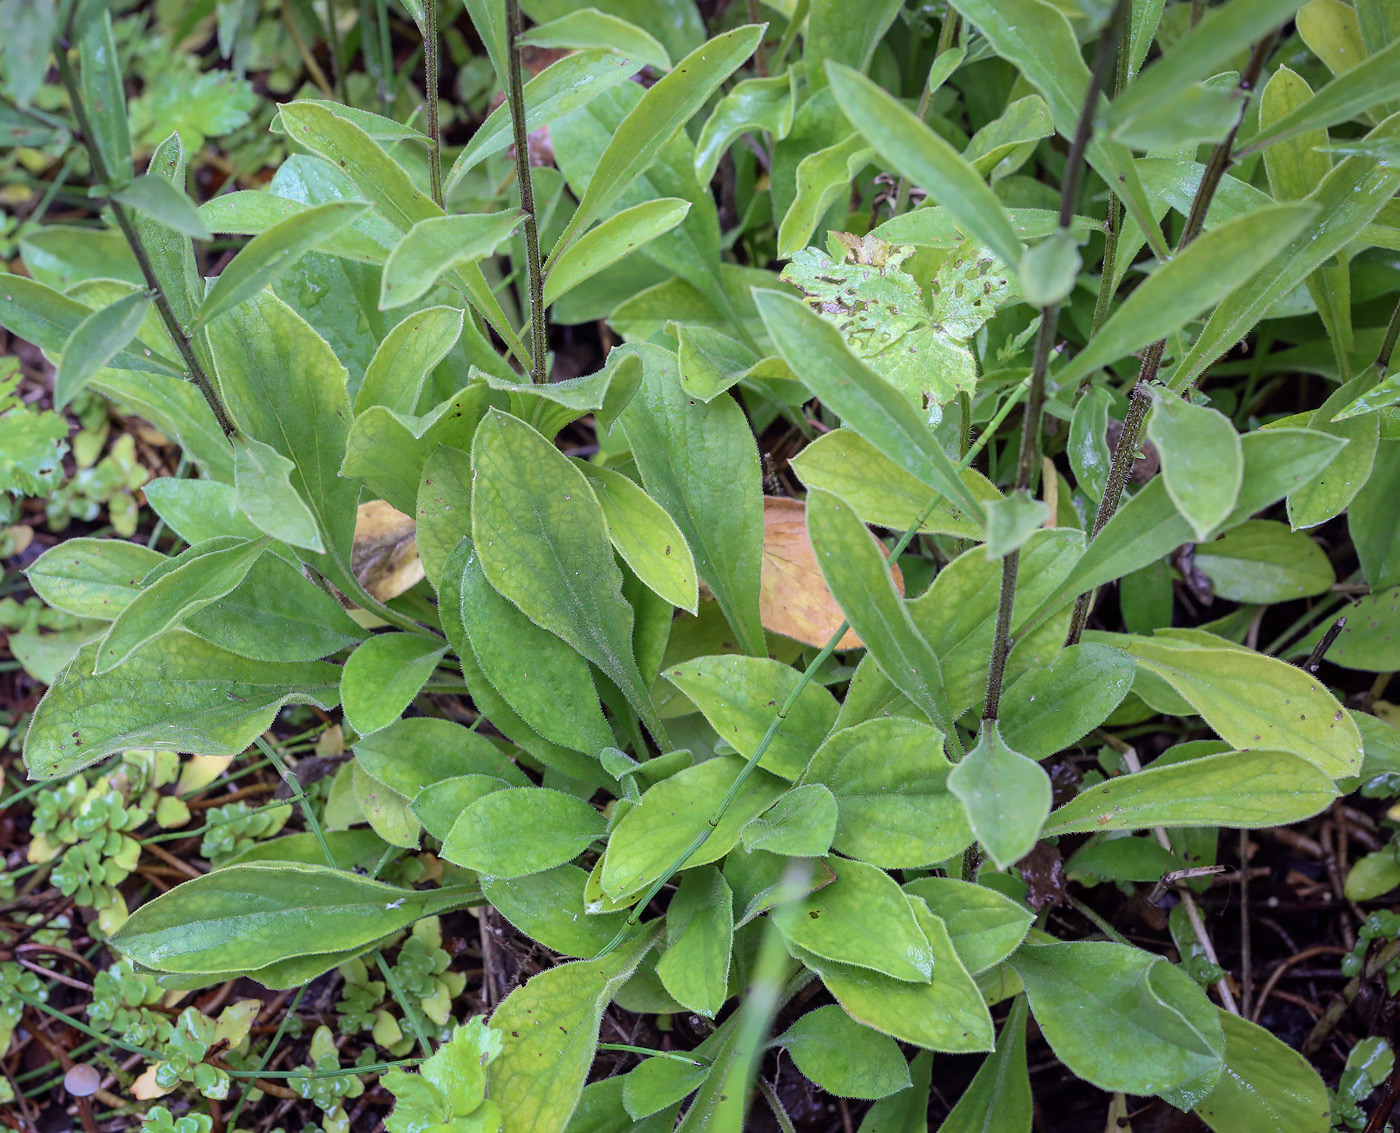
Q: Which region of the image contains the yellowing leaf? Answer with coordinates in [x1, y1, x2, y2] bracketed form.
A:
[352, 500, 424, 602]
[759, 496, 902, 649]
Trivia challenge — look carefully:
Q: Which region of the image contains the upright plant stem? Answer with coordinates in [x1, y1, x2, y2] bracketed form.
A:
[505, 0, 548, 384]
[1064, 33, 1279, 647]
[1090, 30, 1132, 337]
[55, 51, 238, 438]
[1377, 296, 1400, 375]
[982, 3, 1123, 720]
[324, 0, 346, 101]
[423, 0, 443, 207]
[892, 14, 959, 217]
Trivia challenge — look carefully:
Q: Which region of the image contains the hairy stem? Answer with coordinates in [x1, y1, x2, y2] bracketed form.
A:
[1377, 296, 1400, 374]
[56, 50, 238, 437]
[423, 0, 442, 207]
[983, 1, 1123, 720]
[505, 0, 548, 383]
[1064, 33, 1279, 647]
[892, 14, 959, 216]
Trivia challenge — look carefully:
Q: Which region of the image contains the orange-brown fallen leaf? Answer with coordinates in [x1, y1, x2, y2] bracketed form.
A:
[352, 500, 425, 602]
[759, 496, 903, 650]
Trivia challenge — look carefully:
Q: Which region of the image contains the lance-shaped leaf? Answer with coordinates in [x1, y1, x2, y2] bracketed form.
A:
[23, 632, 340, 780]
[1117, 634, 1362, 776]
[754, 289, 985, 522]
[656, 867, 734, 1018]
[1056, 202, 1318, 388]
[232, 436, 324, 553]
[1244, 37, 1400, 154]
[93, 536, 270, 674]
[1174, 119, 1400, 390]
[54, 289, 152, 408]
[550, 24, 762, 260]
[575, 461, 699, 613]
[519, 9, 672, 70]
[0, 273, 180, 375]
[1044, 750, 1338, 835]
[25, 538, 165, 620]
[109, 863, 471, 974]
[544, 198, 690, 306]
[112, 174, 210, 239]
[445, 49, 643, 189]
[192, 200, 370, 329]
[1147, 391, 1244, 541]
[806, 489, 954, 734]
[937, 996, 1032, 1133]
[471, 408, 668, 745]
[824, 62, 1022, 269]
[353, 306, 464, 416]
[1110, 0, 1306, 131]
[695, 72, 797, 184]
[380, 210, 526, 310]
[442, 787, 606, 877]
[78, 11, 131, 179]
[947, 721, 1051, 871]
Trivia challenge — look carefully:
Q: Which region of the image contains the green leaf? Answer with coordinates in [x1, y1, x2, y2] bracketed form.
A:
[550, 24, 762, 259]
[545, 198, 690, 306]
[442, 787, 606, 877]
[109, 862, 469, 974]
[1247, 37, 1400, 154]
[1351, 443, 1400, 589]
[901, 878, 1033, 975]
[790, 429, 997, 539]
[1012, 940, 1224, 1097]
[353, 762, 420, 849]
[185, 555, 367, 663]
[1193, 520, 1335, 602]
[1110, 0, 1305, 131]
[0, 0, 58, 105]
[93, 536, 269, 674]
[445, 50, 643, 189]
[983, 490, 1049, 560]
[1173, 119, 1400, 391]
[806, 489, 954, 733]
[344, 385, 492, 515]
[380, 210, 527, 310]
[618, 344, 765, 654]
[456, 546, 616, 755]
[208, 290, 359, 568]
[112, 174, 210, 239]
[774, 856, 933, 983]
[416, 444, 474, 588]
[1194, 1010, 1331, 1133]
[54, 290, 152, 409]
[741, 784, 838, 856]
[775, 1005, 911, 1100]
[999, 643, 1135, 761]
[483, 865, 627, 960]
[656, 866, 733, 1017]
[776, 134, 874, 258]
[199, 190, 391, 265]
[340, 633, 449, 736]
[1292, 588, 1400, 672]
[965, 94, 1053, 178]
[806, 717, 973, 868]
[601, 755, 788, 901]
[519, 9, 671, 70]
[25, 538, 165, 620]
[947, 721, 1051, 871]
[232, 436, 324, 553]
[671, 323, 761, 402]
[471, 408, 667, 744]
[193, 200, 369, 329]
[858, 1050, 933, 1133]
[1044, 749, 1338, 835]
[354, 306, 464, 416]
[1286, 397, 1379, 529]
[359, 716, 530, 795]
[1119, 633, 1362, 775]
[1147, 391, 1244, 541]
[481, 349, 642, 439]
[935, 996, 1032, 1133]
[576, 461, 699, 613]
[269, 100, 430, 144]
[804, 0, 904, 92]
[824, 63, 1022, 269]
[663, 654, 839, 780]
[0, 272, 181, 376]
[412, 775, 509, 842]
[1056, 203, 1319, 388]
[754, 289, 986, 522]
[488, 928, 659, 1133]
[695, 72, 797, 184]
[793, 897, 994, 1053]
[1017, 229, 1080, 307]
[1334, 371, 1400, 420]
[79, 11, 131, 180]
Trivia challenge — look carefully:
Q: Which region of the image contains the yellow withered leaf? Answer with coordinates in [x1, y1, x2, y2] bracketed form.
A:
[759, 496, 903, 649]
[353, 500, 425, 602]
